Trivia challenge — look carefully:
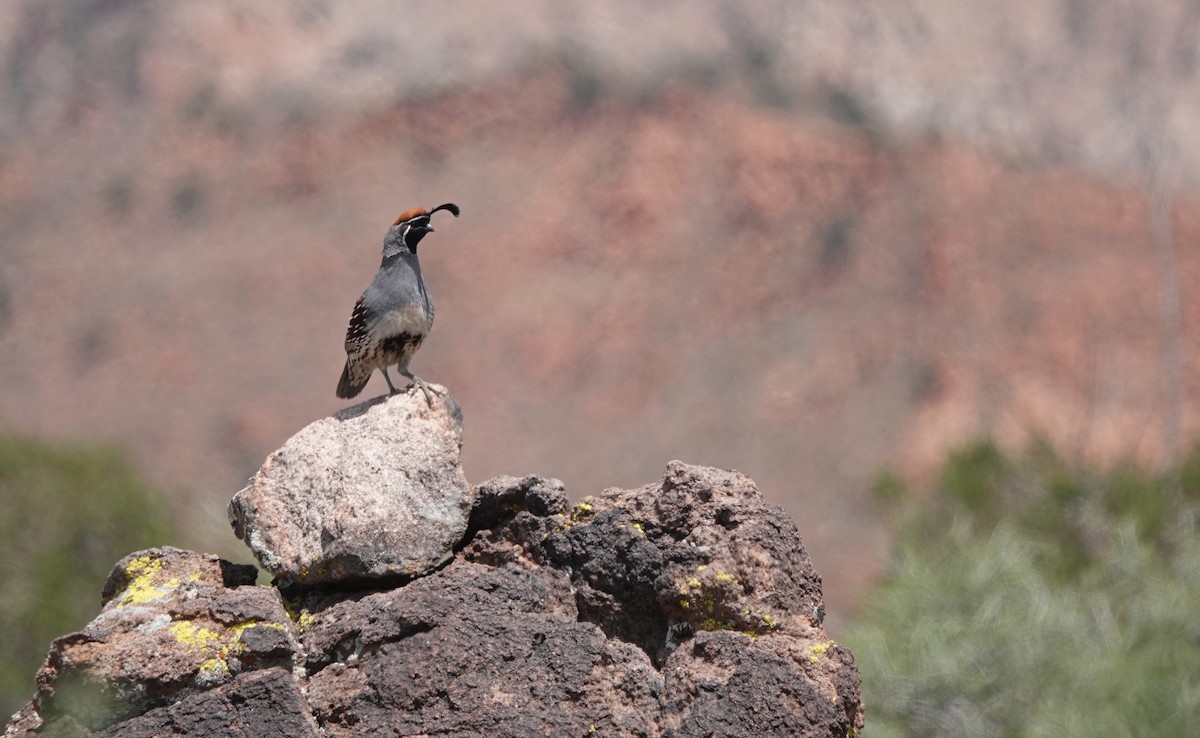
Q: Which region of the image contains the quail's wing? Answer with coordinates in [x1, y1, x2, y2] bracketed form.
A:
[343, 294, 373, 353]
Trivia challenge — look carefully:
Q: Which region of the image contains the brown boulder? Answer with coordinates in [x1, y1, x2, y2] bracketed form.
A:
[27, 548, 298, 732]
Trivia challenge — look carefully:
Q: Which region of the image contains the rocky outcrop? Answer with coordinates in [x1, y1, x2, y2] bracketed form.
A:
[6, 392, 863, 737]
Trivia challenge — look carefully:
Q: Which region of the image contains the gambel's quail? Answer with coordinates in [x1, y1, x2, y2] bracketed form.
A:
[336, 203, 460, 402]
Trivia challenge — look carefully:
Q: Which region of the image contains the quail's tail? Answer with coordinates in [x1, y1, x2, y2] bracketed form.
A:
[336, 361, 369, 399]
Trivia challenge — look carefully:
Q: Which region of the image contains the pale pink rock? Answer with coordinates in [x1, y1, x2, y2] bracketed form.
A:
[228, 387, 471, 585]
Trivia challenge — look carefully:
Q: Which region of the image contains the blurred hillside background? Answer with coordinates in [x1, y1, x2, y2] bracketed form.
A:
[1, 0, 1198, 731]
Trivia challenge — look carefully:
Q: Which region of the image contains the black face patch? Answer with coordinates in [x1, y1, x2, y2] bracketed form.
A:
[403, 222, 432, 251]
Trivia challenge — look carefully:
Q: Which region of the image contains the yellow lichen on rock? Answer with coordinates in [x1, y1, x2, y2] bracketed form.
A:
[118, 555, 172, 606]
[699, 617, 735, 632]
[170, 619, 264, 681]
[805, 640, 834, 663]
[571, 500, 594, 523]
[169, 621, 223, 652]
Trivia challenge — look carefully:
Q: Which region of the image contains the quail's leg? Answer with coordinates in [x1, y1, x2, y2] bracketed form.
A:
[381, 367, 399, 394]
[399, 368, 435, 405]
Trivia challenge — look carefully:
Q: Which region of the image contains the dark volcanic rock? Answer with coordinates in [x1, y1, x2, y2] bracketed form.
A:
[302, 562, 662, 737]
[662, 631, 863, 736]
[544, 503, 670, 662]
[535, 462, 862, 734]
[91, 669, 319, 738]
[297, 561, 579, 674]
[543, 462, 827, 660]
[460, 473, 570, 567]
[7, 463, 863, 737]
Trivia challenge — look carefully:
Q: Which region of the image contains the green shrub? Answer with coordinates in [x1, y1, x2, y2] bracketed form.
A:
[846, 440, 1200, 736]
[0, 434, 176, 719]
